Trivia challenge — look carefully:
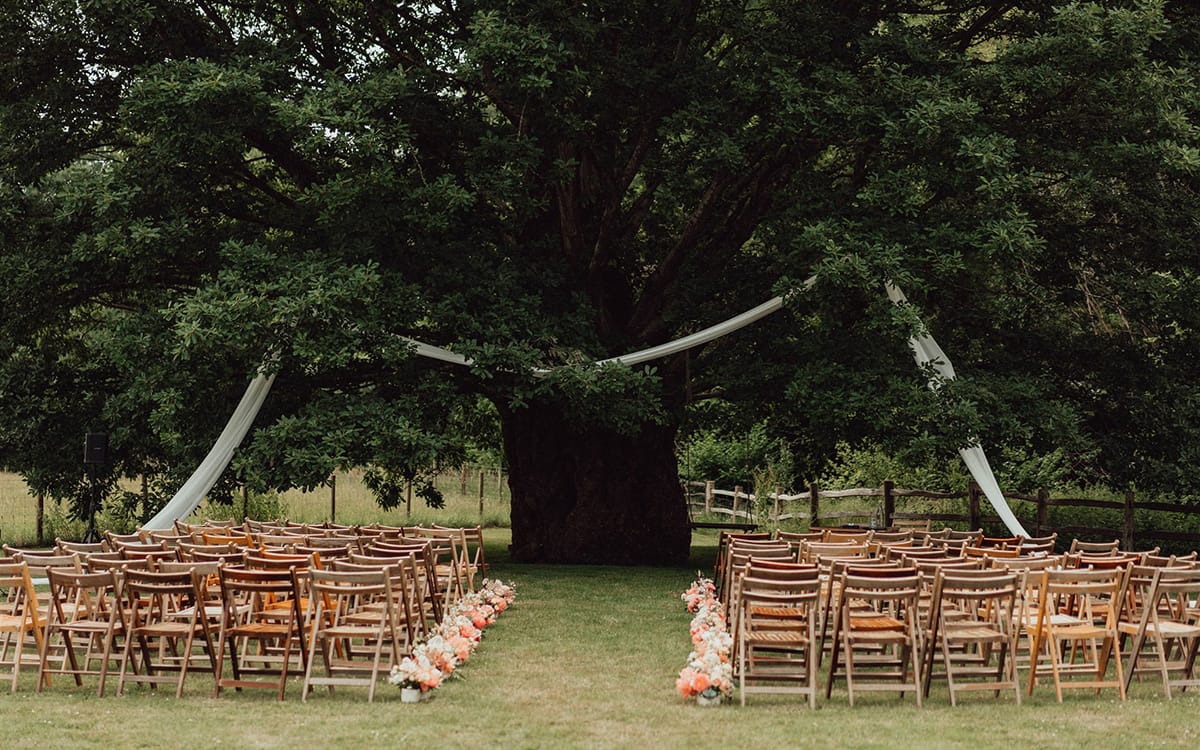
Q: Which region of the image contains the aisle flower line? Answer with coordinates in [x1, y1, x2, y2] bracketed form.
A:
[389, 577, 516, 699]
[676, 574, 733, 706]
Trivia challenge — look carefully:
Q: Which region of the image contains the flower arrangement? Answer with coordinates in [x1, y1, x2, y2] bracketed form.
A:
[681, 576, 716, 613]
[390, 578, 517, 700]
[390, 650, 443, 692]
[676, 574, 733, 704]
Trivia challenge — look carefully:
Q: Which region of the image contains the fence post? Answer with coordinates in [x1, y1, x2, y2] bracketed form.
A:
[704, 480, 714, 514]
[36, 491, 44, 546]
[1123, 489, 1136, 550]
[329, 474, 336, 524]
[774, 486, 783, 522]
[1036, 488, 1048, 536]
[498, 466, 505, 501]
[478, 468, 485, 514]
[968, 482, 981, 530]
[882, 480, 895, 529]
[406, 480, 413, 518]
[461, 464, 468, 495]
[732, 485, 742, 520]
[809, 483, 820, 528]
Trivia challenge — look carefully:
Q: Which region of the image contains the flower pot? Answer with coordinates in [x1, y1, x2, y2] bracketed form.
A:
[695, 692, 722, 707]
[401, 687, 422, 703]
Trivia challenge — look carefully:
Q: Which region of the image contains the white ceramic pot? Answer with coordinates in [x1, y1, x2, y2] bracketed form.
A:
[401, 687, 422, 703]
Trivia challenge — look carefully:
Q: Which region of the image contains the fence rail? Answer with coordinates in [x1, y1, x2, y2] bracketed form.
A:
[683, 479, 1200, 550]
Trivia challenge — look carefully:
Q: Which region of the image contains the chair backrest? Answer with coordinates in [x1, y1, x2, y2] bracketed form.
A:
[964, 545, 1020, 560]
[824, 530, 872, 544]
[217, 565, 304, 606]
[987, 554, 1064, 574]
[1036, 566, 1125, 623]
[121, 567, 208, 613]
[941, 529, 984, 544]
[55, 538, 109, 555]
[1076, 553, 1140, 571]
[1139, 551, 1198, 568]
[868, 530, 914, 544]
[307, 567, 392, 605]
[799, 541, 867, 563]
[839, 567, 922, 607]
[158, 559, 222, 577]
[1068, 538, 1121, 555]
[1016, 540, 1056, 555]
[912, 557, 985, 577]
[927, 568, 1019, 632]
[45, 568, 122, 623]
[243, 550, 320, 571]
[109, 540, 166, 554]
[104, 531, 148, 547]
[0, 560, 43, 630]
[200, 530, 255, 547]
[980, 536, 1023, 549]
[926, 537, 968, 554]
[895, 548, 957, 564]
[18, 551, 83, 578]
[738, 563, 820, 610]
[177, 540, 238, 559]
[121, 548, 181, 564]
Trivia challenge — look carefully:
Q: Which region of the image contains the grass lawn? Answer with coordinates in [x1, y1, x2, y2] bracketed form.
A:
[5, 529, 1200, 749]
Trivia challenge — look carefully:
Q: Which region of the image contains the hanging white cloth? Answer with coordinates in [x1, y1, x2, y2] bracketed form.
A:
[402, 274, 818, 375]
[884, 283, 1029, 536]
[141, 371, 277, 530]
[143, 273, 1028, 537]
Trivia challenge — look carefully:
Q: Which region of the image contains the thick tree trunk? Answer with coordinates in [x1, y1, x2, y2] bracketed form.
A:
[501, 400, 691, 565]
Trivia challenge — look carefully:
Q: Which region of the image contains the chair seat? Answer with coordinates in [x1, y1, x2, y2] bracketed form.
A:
[745, 629, 810, 644]
[847, 615, 904, 631]
[750, 606, 806, 618]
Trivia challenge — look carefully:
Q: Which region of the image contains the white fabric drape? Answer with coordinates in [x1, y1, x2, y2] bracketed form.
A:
[403, 274, 818, 375]
[143, 274, 1028, 537]
[141, 371, 277, 530]
[884, 283, 1029, 537]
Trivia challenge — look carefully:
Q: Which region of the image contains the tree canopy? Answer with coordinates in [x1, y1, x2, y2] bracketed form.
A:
[2, 1, 1199, 562]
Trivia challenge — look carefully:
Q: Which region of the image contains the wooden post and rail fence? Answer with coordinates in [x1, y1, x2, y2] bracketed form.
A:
[684, 479, 1200, 550]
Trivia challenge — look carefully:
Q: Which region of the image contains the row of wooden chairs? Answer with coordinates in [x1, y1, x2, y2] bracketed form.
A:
[730, 556, 1200, 707]
[1, 522, 490, 700]
[717, 530, 1200, 706]
[0, 553, 433, 701]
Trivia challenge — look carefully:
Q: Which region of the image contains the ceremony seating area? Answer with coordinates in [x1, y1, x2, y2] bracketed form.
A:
[0, 519, 508, 701]
[679, 527, 1200, 707]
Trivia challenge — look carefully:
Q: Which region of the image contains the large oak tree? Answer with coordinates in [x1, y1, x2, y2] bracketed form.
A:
[2, 2, 1198, 563]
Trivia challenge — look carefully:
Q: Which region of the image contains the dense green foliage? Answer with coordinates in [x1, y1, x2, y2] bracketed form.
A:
[2, 2, 1199, 554]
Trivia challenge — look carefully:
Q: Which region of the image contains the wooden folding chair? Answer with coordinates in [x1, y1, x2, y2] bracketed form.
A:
[1026, 566, 1126, 701]
[736, 561, 821, 707]
[434, 524, 489, 583]
[1119, 566, 1200, 698]
[214, 566, 309, 700]
[922, 568, 1021, 705]
[826, 567, 924, 706]
[37, 568, 127, 696]
[0, 561, 46, 691]
[117, 567, 218, 697]
[301, 568, 408, 702]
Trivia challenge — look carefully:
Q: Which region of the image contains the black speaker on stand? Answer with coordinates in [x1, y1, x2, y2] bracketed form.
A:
[82, 432, 108, 543]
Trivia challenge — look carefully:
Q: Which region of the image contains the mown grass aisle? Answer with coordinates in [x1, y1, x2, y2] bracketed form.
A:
[6, 531, 1200, 749]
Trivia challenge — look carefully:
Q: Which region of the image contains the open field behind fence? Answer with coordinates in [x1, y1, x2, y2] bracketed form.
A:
[0, 467, 512, 546]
